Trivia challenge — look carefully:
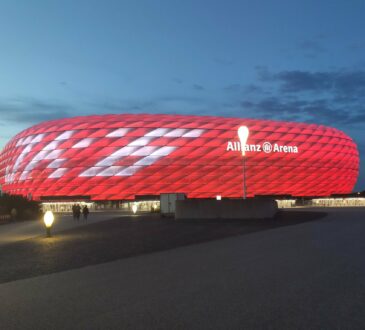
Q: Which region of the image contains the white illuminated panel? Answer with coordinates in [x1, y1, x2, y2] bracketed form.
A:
[135, 156, 161, 166]
[95, 157, 117, 167]
[72, 138, 94, 148]
[111, 146, 138, 158]
[31, 134, 45, 143]
[22, 148, 62, 179]
[45, 149, 63, 160]
[106, 128, 130, 137]
[79, 167, 102, 177]
[8, 134, 47, 183]
[23, 135, 34, 145]
[97, 166, 124, 177]
[96, 147, 138, 167]
[116, 166, 140, 176]
[24, 161, 39, 171]
[47, 159, 66, 169]
[48, 168, 67, 179]
[129, 136, 154, 146]
[146, 128, 171, 137]
[12, 144, 33, 172]
[183, 129, 205, 138]
[20, 171, 29, 181]
[131, 146, 158, 156]
[22, 144, 33, 154]
[164, 129, 187, 137]
[77, 128, 202, 178]
[151, 146, 176, 156]
[55, 130, 74, 141]
[5, 166, 11, 182]
[32, 150, 50, 161]
[43, 141, 59, 151]
[16, 138, 24, 147]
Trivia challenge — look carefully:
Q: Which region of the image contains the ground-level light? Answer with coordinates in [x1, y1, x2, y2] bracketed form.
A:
[44, 210, 54, 237]
[132, 203, 138, 214]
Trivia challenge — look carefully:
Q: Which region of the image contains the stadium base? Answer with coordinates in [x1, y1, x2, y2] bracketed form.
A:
[175, 198, 278, 220]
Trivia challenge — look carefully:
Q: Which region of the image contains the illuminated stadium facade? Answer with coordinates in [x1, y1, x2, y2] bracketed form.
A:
[0, 114, 359, 201]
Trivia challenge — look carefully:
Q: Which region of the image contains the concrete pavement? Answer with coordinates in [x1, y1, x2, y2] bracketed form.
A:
[0, 211, 131, 245]
[1, 208, 365, 329]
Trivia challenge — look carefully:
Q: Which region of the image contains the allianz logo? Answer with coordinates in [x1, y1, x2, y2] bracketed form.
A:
[226, 141, 299, 154]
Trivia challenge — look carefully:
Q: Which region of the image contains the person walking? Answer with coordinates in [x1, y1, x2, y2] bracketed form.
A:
[75, 204, 81, 221]
[72, 204, 77, 220]
[82, 205, 89, 221]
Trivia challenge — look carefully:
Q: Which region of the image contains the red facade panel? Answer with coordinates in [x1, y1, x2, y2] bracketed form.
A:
[0, 114, 359, 200]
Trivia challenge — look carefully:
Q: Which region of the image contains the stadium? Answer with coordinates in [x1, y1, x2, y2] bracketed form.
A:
[0, 114, 359, 209]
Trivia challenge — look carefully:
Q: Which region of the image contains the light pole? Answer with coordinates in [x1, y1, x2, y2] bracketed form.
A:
[132, 203, 138, 214]
[238, 126, 249, 199]
[242, 156, 247, 199]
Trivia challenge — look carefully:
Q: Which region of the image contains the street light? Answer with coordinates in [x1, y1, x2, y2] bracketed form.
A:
[238, 126, 249, 199]
[132, 203, 138, 214]
[44, 210, 54, 237]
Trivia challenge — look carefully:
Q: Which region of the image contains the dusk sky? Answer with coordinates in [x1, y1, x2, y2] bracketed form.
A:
[1, 0, 365, 189]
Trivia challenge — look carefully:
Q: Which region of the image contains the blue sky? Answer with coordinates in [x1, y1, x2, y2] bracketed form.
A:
[1, 0, 365, 190]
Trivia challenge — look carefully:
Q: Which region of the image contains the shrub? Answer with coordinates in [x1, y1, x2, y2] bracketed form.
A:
[0, 194, 42, 221]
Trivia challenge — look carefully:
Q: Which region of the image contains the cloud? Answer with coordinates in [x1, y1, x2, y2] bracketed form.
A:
[348, 42, 365, 51]
[0, 97, 73, 125]
[239, 67, 365, 127]
[213, 58, 234, 66]
[243, 84, 266, 95]
[274, 71, 334, 92]
[192, 84, 204, 91]
[172, 78, 183, 84]
[223, 84, 241, 92]
[87, 95, 216, 117]
[298, 40, 326, 58]
[223, 83, 269, 96]
[255, 66, 272, 81]
[298, 40, 326, 53]
[241, 95, 363, 126]
[258, 68, 365, 98]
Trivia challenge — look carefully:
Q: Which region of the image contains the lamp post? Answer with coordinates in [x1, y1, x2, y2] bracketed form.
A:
[238, 126, 249, 199]
[43, 210, 54, 237]
[242, 156, 247, 199]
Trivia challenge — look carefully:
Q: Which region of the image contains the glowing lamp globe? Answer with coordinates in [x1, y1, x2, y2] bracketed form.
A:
[238, 126, 249, 156]
[43, 211, 54, 237]
[44, 211, 54, 227]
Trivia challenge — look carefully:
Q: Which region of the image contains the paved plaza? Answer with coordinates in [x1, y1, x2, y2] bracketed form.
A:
[1, 208, 365, 329]
[0, 210, 128, 246]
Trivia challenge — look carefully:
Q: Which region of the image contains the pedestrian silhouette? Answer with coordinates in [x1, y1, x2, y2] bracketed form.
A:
[75, 204, 81, 221]
[72, 204, 77, 220]
[82, 205, 89, 221]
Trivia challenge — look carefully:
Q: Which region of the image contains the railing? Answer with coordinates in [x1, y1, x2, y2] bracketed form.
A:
[0, 214, 11, 223]
[277, 198, 365, 208]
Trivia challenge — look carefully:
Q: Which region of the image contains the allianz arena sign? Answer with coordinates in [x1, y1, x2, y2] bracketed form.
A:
[227, 125, 299, 154]
[226, 140, 299, 154]
[0, 114, 359, 200]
